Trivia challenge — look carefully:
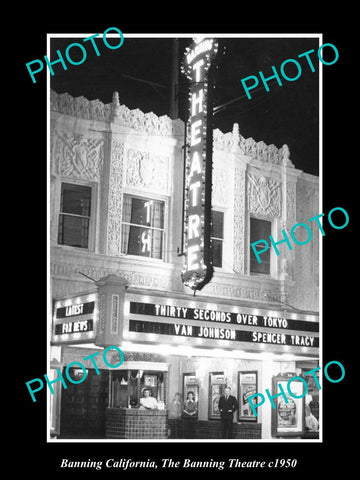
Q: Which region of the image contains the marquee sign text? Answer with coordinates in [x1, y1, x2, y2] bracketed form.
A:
[52, 298, 96, 344]
[129, 301, 319, 333]
[129, 320, 318, 348]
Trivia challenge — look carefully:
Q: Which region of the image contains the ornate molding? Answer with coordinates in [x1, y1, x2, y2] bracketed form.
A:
[203, 281, 283, 303]
[99, 294, 106, 334]
[106, 141, 125, 256]
[53, 130, 104, 181]
[51, 89, 183, 138]
[213, 129, 235, 151]
[247, 173, 282, 218]
[51, 90, 112, 122]
[111, 294, 120, 334]
[124, 351, 167, 362]
[286, 181, 297, 225]
[124, 148, 169, 194]
[213, 124, 294, 168]
[212, 163, 228, 206]
[50, 261, 177, 292]
[49, 177, 57, 243]
[51, 258, 286, 304]
[233, 164, 246, 274]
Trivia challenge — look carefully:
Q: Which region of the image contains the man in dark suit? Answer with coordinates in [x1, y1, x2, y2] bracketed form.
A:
[218, 386, 239, 439]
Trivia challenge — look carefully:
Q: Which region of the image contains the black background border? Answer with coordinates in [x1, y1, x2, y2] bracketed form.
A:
[15, 12, 356, 477]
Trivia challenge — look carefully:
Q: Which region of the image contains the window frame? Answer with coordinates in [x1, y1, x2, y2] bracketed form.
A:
[121, 192, 168, 262]
[211, 209, 225, 270]
[248, 215, 273, 277]
[57, 181, 96, 251]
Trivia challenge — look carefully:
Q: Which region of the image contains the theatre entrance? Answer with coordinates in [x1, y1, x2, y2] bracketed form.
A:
[60, 368, 109, 438]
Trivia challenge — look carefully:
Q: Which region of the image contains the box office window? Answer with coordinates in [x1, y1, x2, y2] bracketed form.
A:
[58, 183, 91, 249]
[121, 195, 165, 259]
[250, 217, 271, 275]
[211, 211, 224, 268]
[109, 370, 166, 408]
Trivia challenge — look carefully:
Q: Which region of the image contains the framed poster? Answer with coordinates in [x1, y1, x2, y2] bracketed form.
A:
[271, 373, 305, 438]
[238, 371, 258, 422]
[144, 374, 157, 388]
[208, 372, 226, 420]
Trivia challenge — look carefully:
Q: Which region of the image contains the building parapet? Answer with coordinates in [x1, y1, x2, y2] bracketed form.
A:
[50, 90, 296, 169]
[50, 90, 184, 139]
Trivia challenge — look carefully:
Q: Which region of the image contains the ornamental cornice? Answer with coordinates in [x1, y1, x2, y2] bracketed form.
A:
[50, 89, 184, 138]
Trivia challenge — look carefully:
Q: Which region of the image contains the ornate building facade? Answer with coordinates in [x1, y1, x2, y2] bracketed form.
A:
[49, 89, 319, 440]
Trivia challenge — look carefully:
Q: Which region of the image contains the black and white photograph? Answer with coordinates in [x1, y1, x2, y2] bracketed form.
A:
[18, 18, 355, 476]
[47, 33, 321, 442]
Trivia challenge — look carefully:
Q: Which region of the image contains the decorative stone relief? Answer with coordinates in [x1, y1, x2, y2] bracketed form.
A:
[212, 164, 228, 206]
[51, 89, 181, 138]
[53, 130, 104, 181]
[281, 258, 289, 275]
[247, 174, 282, 217]
[213, 129, 234, 151]
[233, 164, 246, 274]
[50, 261, 177, 292]
[106, 141, 125, 256]
[280, 144, 294, 167]
[111, 294, 119, 334]
[124, 351, 166, 362]
[286, 182, 297, 225]
[50, 259, 284, 303]
[99, 294, 106, 334]
[203, 281, 283, 303]
[212, 124, 294, 167]
[50, 177, 58, 243]
[124, 148, 169, 194]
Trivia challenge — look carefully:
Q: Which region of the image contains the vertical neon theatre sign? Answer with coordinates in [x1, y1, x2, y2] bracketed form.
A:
[181, 37, 218, 292]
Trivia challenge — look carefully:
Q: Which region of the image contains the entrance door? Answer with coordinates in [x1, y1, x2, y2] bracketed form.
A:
[60, 368, 109, 438]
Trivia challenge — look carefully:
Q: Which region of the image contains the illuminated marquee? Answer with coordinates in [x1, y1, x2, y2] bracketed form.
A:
[52, 294, 97, 344]
[129, 301, 319, 332]
[128, 320, 319, 347]
[181, 37, 218, 291]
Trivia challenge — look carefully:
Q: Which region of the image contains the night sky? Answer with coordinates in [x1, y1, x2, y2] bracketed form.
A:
[50, 35, 320, 175]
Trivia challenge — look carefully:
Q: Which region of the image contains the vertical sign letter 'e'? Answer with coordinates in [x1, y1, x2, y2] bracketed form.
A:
[180, 37, 218, 292]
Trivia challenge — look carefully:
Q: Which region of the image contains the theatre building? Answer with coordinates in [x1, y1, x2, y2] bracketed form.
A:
[49, 83, 320, 440]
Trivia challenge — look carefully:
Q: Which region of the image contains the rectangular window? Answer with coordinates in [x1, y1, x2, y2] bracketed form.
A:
[250, 217, 271, 275]
[121, 195, 165, 259]
[58, 183, 91, 248]
[211, 210, 224, 268]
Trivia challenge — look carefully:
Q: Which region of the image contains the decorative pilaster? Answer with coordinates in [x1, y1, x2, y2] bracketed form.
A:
[280, 146, 300, 284]
[233, 161, 246, 274]
[106, 140, 125, 256]
[95, 274, 129, 347]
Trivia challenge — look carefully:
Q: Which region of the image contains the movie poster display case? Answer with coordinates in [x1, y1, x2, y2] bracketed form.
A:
[271, 372, 305, 438]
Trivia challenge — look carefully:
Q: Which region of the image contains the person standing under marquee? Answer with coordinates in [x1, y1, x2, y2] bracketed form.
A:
[218, 386, 238, 439]
[183, 391, 198, 438]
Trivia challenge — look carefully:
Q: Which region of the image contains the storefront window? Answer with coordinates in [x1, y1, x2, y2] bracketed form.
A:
[211, 211, 224, 268]
[250, 217, 271, 275]
[58, 183, 91, 248]
[121, 195, 165, 259]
